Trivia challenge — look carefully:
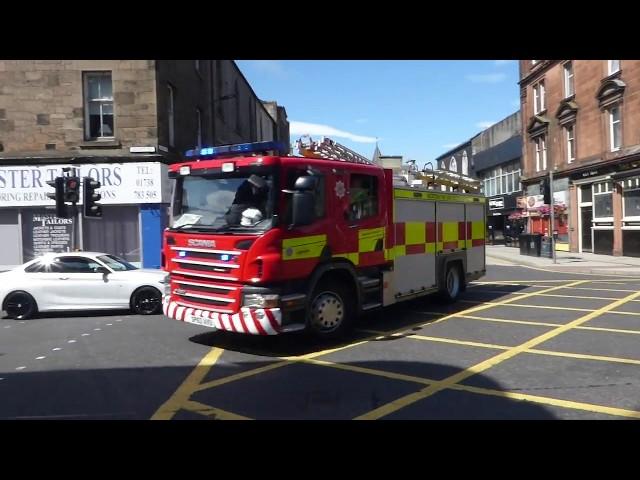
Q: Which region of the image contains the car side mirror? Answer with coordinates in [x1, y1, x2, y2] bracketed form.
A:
[95, 266, 110, 275]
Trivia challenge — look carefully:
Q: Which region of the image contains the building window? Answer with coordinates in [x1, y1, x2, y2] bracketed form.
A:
[609, 106, 621, 151]
[84, 72, 114, 140]
[196, 108, 202, 149]
[623, 179, 640, 219]
[482, 163, 521, 197]
[449, 156, 457, 172]
[563, 61, 574, 98]
[608, 60, 620, 76]
[534, 136, 547, 172]
[533, 81, 545, 114]
[167, 84, 175, 147]
[593, 181, 613, 219]
[461, 151, 468, 175]
[566, 124, 575, 163]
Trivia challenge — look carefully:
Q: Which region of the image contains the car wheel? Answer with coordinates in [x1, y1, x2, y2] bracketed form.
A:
[131, 287, 162, 315]
[306, 280, 355, 340]
[3, 291, 38, 320]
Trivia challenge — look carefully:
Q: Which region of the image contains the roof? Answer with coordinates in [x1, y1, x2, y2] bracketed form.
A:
[435, 140, 472, 161]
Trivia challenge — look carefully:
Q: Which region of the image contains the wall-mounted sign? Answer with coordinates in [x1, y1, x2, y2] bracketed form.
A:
[516, 196, 527, 209]
[489, 197, 504, 210]
[0, 162, 170, 207]
[526, 195, 545, 209]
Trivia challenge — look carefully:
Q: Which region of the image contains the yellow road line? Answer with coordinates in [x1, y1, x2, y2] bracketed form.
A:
[151, 347, 225, 420]
[355, 286, 640, 420]
[182, 400, 252, 420]
[156, 279, 586, 416]
[457, 314, 640, 336]
[448, 384, 640, 419]
[457, 314, 560, 327]
[527, 348, 640, 366]
[300, 355, 640, 419]
[459, 300, 595, 312]
[359, 328, 510, 350]
[363, 327, 640, 366]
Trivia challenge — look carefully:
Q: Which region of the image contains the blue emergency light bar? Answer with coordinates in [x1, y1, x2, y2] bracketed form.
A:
[185, 141, 287, 159]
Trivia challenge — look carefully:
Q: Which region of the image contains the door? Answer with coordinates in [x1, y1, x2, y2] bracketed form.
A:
[581, 206, 593, 253]
[48, 256, 123, 309]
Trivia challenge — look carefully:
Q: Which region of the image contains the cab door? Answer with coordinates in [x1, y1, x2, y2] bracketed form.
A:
[330, 171, 386, 268]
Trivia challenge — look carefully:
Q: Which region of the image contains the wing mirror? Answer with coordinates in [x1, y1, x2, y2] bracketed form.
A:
[95, 266, 110, 275]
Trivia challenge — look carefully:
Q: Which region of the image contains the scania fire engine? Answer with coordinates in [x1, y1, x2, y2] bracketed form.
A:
[162, 138, 486, 339]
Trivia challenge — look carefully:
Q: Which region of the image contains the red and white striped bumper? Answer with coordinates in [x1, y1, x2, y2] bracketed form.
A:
[162, 297, 282, 335]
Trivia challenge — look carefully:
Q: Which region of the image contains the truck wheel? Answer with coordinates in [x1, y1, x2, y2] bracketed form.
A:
[439, 263, 463, 303]
[307, 281, 355, 340]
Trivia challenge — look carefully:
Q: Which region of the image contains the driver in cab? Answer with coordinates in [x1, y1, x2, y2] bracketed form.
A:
[224, 174, 269, 226]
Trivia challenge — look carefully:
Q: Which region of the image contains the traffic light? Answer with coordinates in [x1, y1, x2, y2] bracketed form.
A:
[540, 178, 551, 204]
[64, 176, 80, 203]
[83, 177, 102, 218]
[46, 176, 68, 218]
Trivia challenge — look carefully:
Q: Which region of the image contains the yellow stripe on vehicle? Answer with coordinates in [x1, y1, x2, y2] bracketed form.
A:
[472, 221, 485, 240]
[405, 222, 425, 245]
[359, 227, 385, 253]
[425, 243, 436, 254]
[442, 222, 458, 242]
[394, 188, 486, 204]
[333, 252, 359, 264]
[282, 234, 327, 260]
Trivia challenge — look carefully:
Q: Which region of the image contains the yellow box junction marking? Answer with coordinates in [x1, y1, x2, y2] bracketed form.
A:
[355, 284, 640, 420]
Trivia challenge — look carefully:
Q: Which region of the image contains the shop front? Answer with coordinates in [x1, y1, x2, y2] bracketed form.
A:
[487, 194, 523, 246]
[0, 161, 171, 270]
[522, 178, 571, 252]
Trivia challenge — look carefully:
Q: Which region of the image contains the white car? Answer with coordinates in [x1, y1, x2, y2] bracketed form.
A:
[0, 252, 168, 320]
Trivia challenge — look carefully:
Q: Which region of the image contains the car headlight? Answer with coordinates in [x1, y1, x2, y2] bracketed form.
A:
[159, 274, 171, 295]
[243, 294, 279, 309]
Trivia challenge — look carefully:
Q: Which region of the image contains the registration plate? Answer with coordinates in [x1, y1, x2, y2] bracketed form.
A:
[184, 313, 218, 329]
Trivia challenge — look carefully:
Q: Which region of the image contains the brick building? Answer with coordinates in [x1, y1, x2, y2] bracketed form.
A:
[0, 60, 288, 269]
[519, 60, 640, 256]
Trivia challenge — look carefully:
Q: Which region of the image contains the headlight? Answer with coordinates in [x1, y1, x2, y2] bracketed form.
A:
[159, 274, 171, 295]
[243, 294, 279, 309]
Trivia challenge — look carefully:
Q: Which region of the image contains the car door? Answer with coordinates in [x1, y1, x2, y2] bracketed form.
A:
[48, 256, 122, 309]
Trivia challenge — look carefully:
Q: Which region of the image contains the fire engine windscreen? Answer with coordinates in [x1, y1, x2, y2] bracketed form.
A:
[172, 173, 274, 230]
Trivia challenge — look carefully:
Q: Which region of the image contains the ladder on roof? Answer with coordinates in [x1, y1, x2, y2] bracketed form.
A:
[295, 136, 374, 165]
[402, 160, 481, 192]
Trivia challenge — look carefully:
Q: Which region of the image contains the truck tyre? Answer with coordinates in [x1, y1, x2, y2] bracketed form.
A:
[306, 280, 355, 340]
[439, 263, 463, 303]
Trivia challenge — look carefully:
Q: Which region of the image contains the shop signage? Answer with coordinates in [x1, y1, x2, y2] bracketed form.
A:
[516, 196, 527, 209]
[0, 162, 170, 207]
[526, 195, 545, 209]
[489, 197, 504, 210]
[22, 210, 75, 261]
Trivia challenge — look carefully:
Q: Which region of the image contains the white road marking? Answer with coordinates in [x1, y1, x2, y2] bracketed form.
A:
[93, 328, 101, 331]
[15, 366, 26, 370]
[35, 356, 46, 360]
[81, 333, 90, 336]
[116, 319, 123, 322]
[67, 340, 76, 343]
[52, 348, 62, 351]
[106, 323, 113, 326]
[3, 326, 10, 328]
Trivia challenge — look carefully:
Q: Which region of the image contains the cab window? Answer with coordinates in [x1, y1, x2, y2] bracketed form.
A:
[348, 174, 378, 221]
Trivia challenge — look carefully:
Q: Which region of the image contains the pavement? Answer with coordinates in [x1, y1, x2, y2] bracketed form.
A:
[486, 244, 640, 277]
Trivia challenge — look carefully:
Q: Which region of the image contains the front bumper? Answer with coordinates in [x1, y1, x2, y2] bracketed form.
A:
[163, 296, 284, 335]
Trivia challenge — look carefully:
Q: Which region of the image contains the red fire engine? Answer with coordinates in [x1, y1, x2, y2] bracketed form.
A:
[162, 138, 486, 339]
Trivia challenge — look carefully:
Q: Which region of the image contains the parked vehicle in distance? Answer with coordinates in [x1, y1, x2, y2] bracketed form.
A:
[0, 252, 167, 320]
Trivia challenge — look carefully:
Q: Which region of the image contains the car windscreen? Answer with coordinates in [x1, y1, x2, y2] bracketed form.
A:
[97, 254, 138, 271]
